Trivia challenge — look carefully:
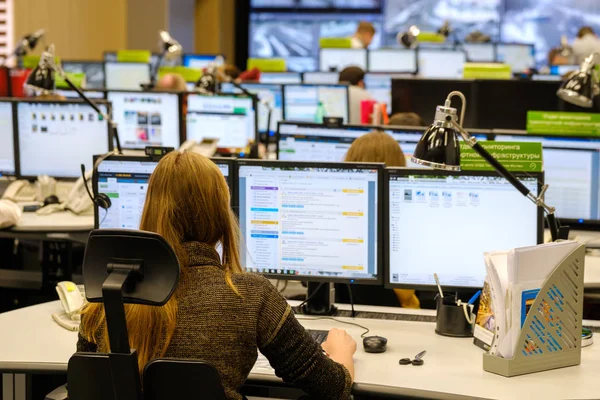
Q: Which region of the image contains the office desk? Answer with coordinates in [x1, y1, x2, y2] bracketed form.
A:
[1, 301, 599, 400]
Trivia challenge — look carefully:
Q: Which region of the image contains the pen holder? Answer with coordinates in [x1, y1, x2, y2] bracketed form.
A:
[435, 295, 474, 338]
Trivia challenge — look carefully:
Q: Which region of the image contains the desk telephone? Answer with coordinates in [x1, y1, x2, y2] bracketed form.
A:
[1, 180, 37, 202]
[52, 281, 85, 331]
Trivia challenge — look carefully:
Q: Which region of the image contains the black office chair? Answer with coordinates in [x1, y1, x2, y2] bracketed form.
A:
[51, 229, 226, 400]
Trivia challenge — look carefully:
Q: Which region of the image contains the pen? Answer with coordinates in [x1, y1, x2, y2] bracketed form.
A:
[468, 290, 482, 305]
[433, 273, 444, 298]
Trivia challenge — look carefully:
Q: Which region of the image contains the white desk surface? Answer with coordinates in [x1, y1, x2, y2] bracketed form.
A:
[0, 301, 598, 400]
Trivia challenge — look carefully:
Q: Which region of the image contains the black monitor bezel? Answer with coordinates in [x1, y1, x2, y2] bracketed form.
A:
[184, 92, 259, 152]
[492, 129, 600, 228]
[318, 47, 368, 72]
[105, 89, 185, 150]
[0, 98, 16, 177]
[366, 49, 419, 74]
[93, 154, 238, 229]
[383, 167, 545, 292]
[235, 159, 384, 285]
[14, 98, 113, 180]
[282, 83, 350, 125]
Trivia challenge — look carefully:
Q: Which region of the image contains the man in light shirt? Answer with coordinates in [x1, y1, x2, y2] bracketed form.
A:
[351, 22, 376, 50]
[339, 66, 374, 125]
[572, 26, 600, 65]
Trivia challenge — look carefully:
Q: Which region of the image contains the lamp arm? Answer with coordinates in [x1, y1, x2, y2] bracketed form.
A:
[445, 91, 466, 128]
[448, 118, 567, 241]
[582, 53, 600, 72]
[56, 66, 123, 154]
[150, 51, 164, 86]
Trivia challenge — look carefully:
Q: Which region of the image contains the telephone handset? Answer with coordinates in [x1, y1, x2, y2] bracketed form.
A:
[52, 281, 85, 331]
[36, 173, 94, 216]
[1, 180, 37, 202]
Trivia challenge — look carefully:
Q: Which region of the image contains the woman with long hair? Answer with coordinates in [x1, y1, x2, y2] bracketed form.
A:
[78, 151, 355, 400]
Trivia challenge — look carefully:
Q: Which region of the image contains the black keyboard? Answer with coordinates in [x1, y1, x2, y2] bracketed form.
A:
[308, 329, 328, 344]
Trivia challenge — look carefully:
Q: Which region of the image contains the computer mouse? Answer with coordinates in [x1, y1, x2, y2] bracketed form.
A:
[43, 195, 60, 206]
[363, 336, 387, 353]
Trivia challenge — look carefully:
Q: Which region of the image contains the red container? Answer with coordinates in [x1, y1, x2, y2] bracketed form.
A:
[10, 68, 31, 97]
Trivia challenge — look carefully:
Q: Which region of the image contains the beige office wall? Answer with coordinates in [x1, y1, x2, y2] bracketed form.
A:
[14, 0, 127, 60]
[195, 0, 235, 63]
[126, 0, 168, 50]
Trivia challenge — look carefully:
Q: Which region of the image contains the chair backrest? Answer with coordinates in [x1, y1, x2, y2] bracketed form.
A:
[143, 359, 227, 400]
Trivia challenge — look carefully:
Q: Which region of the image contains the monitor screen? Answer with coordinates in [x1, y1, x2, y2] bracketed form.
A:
[220, 83, 283, 136]
[495, 133, 600, 225]
[96, 156, 234, 229]
[187, 94, 257, 149]
[302, 72, 339, 85]
[260, 72, 302, 84]
[0, 101, 15, 176]
[461, 43, 495, 62]
[16, 101, 110, 178]
[182, 54, 222, 69]
[319, 48, 367, 72]
[364, 73, 402, 112]
[54, 89, 106, 99]
[237, 160, 382, 282]
[104, 62, 150, 91]
[106, 91, 181, 149]
[496, 44, 535, 74]
[550, 65, 579, 76]
[277, 122, 423, 163]
[386, 169, 542, 290]
[61, 61, 106, 89]
[418, 49, 467, 79]
[367, 49, 417, 73]
[283, 84, 349, 123]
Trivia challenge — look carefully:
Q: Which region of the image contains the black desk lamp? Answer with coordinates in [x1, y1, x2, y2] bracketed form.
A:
[397, 25, 420, 49]
[144, 30, 183, 90]
[411, 90, 569, 241]
[556, 53, 600, 108]
[25, 44, 122, 154]
[0, 29, 45, 67]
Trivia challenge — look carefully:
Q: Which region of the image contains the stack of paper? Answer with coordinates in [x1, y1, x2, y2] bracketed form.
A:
[473, 241, 580, 358]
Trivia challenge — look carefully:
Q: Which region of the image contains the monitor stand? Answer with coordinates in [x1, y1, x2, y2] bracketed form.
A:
[301, 282, 337, 316]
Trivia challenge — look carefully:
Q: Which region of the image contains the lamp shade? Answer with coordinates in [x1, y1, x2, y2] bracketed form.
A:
[159, 30, 182, 60]
[411, 124, 461, 171]
[25, 61, 55, 92]
[556, 70, 597, 108]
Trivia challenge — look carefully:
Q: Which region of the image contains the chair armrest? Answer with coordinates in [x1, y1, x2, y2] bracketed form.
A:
[45, 384, 68, 400]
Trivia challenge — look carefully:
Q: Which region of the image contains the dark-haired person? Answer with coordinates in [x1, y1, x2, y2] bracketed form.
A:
[339, 66, 374, 125]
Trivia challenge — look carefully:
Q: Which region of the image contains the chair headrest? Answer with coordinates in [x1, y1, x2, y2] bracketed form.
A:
[83, 229, 179, 306]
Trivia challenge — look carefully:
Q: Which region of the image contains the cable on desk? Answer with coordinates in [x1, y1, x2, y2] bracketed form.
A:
[99, 208, 108, 227]
[346, 284, 356, 318]
[297, 282, 325, 309]
[296, 316, 370, 338]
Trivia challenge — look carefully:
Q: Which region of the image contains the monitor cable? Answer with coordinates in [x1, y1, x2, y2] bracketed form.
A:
[297, 282, 325, 310]
[296, 316, 370, 338]
[346, 284, 356, 318]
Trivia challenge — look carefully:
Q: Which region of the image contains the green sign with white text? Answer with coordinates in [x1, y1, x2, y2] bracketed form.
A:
[56, 72, 85, 89]
[460, 141, 543, 172]
[158, 66, 202, 82]
[527, 111, 600, 136]
[116, 50, 151, 63]
[247, 58, 286, 72]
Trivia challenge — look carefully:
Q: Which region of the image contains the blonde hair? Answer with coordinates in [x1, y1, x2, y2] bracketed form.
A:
[344, 130, 406, 167]
[155, 73, 187, 91]
[356, 21, 376, 35]
[388, 112, 424, 127]
[80, 152, 243, 374]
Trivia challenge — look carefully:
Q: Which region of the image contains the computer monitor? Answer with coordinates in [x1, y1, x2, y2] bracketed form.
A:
[364, 73, 405, 112]
[461, 43, 495, 63]
[260, 72, 302, 84]
[319, 48, 367, 72]
[106, 91, 183, 149]
[104, 52, 179, 67]
[417, 49, 467, 79]
[54, 89, 106, 99]
[302, 72, 339, 85]
[0, 100, 15, 176]
[104, 62, 151, 91]
[94, 155, 235, 229]
[385, 168, 543, 290]
[367, 49, 418, 74]
[182, 54, 223, 69]
[61, 61, 106, 89]
[186, 93, 257, 150]
[493, 130, 600, 226]
[15, 100, 111, 179]
[237, 160, 383, 283]
[277, 121, 425, 163]
[496, 44, 535, 74]
[550, 65, 579, 76]
[283, 84, 349, 123]
[220, 83, 283, 136]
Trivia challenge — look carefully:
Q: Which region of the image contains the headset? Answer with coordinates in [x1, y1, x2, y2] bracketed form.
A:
[80, 151, 113, 211]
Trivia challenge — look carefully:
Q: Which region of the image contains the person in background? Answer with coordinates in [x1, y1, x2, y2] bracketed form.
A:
[238, 67, 260, 83]
[572, 26, 600, 64]
[339, 130, 421, 309]
[339, 66, 374, 125]
[351, 21, 376, 49]
[220, 64, 242, 82]
[547, 48, 572, 66]
[78, 152, 355, 400]
[155, 73, 187, 91]
[388, 112, 425, 127]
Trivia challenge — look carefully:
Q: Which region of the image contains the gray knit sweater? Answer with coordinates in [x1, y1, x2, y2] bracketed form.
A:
[77, 241, 352, 400]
